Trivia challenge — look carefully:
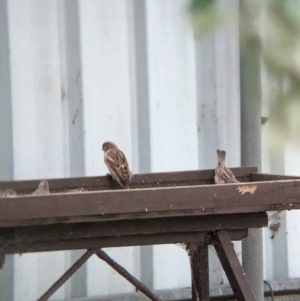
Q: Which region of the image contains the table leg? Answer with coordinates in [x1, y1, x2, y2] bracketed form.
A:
[191, 244, 209, 301]
[211, 230, 256, 301]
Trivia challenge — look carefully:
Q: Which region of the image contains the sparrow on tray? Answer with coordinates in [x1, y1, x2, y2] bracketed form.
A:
[102, 141, 133, 188]
[0, 188, 16, 198]
[32, 180, 49, 195]
[214, 149, 239, 184]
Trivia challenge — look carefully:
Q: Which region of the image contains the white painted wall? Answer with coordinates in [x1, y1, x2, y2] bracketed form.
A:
[261, 65, 300, 282]
[0, 0, 299, 300]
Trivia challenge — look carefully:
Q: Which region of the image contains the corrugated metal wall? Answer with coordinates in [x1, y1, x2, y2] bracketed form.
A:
[0, 0, 299, 300]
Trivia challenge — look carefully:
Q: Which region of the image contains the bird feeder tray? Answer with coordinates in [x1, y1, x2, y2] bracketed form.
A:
[0, 167, 299, 301]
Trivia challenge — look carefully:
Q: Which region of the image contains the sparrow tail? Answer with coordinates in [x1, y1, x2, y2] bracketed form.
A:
[217, 149, 226, 165]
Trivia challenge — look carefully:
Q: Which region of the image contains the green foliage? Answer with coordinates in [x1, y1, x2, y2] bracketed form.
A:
[189, 0, 300, 144]
[188, 0, 230, 37]
[188, 0, 216, 11]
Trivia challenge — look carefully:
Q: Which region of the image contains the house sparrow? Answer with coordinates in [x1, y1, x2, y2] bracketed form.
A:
[0, 188, 17, 198]
[102, 141, 132, 188]
[32, 180, 49, 195]
[214, 149, 239, 184]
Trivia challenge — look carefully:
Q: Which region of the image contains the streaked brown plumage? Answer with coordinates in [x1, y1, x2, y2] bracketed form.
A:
[102, 141, 132, 188]
[32, 180, 49, 195]
[214, 149, 239, 184]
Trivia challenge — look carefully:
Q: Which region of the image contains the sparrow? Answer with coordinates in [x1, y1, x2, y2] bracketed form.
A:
[102, 141, 132, 188]
[32, 180, 49, 195]
[214, 149, 239, 184]
[0, 188, 17, 198]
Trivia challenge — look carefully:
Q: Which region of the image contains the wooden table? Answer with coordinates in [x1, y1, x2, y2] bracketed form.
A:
[0, 167, 299, 301]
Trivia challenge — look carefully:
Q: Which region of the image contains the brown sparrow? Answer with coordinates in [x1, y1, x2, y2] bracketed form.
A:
[0, 188, 17, 198]
[32, 180, 49, 195]
[102, 141, 132, 188]
[214, 149, 239, 184]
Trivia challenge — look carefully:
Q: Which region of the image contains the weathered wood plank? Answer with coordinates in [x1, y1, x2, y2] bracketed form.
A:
[251, 173, 300, 182]
[2, 230, 249, 254]
[4, 213, 267, 240]
[0, 167, 256, 193]
[0, 179, 298, 226]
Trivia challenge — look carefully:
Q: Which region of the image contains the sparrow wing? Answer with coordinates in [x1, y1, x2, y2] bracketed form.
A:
[221, 166, 239, 183]
[105, 148, 131, 186]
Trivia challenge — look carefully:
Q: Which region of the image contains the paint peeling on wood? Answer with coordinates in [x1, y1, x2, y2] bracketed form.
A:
[236, 185, 257, 195]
